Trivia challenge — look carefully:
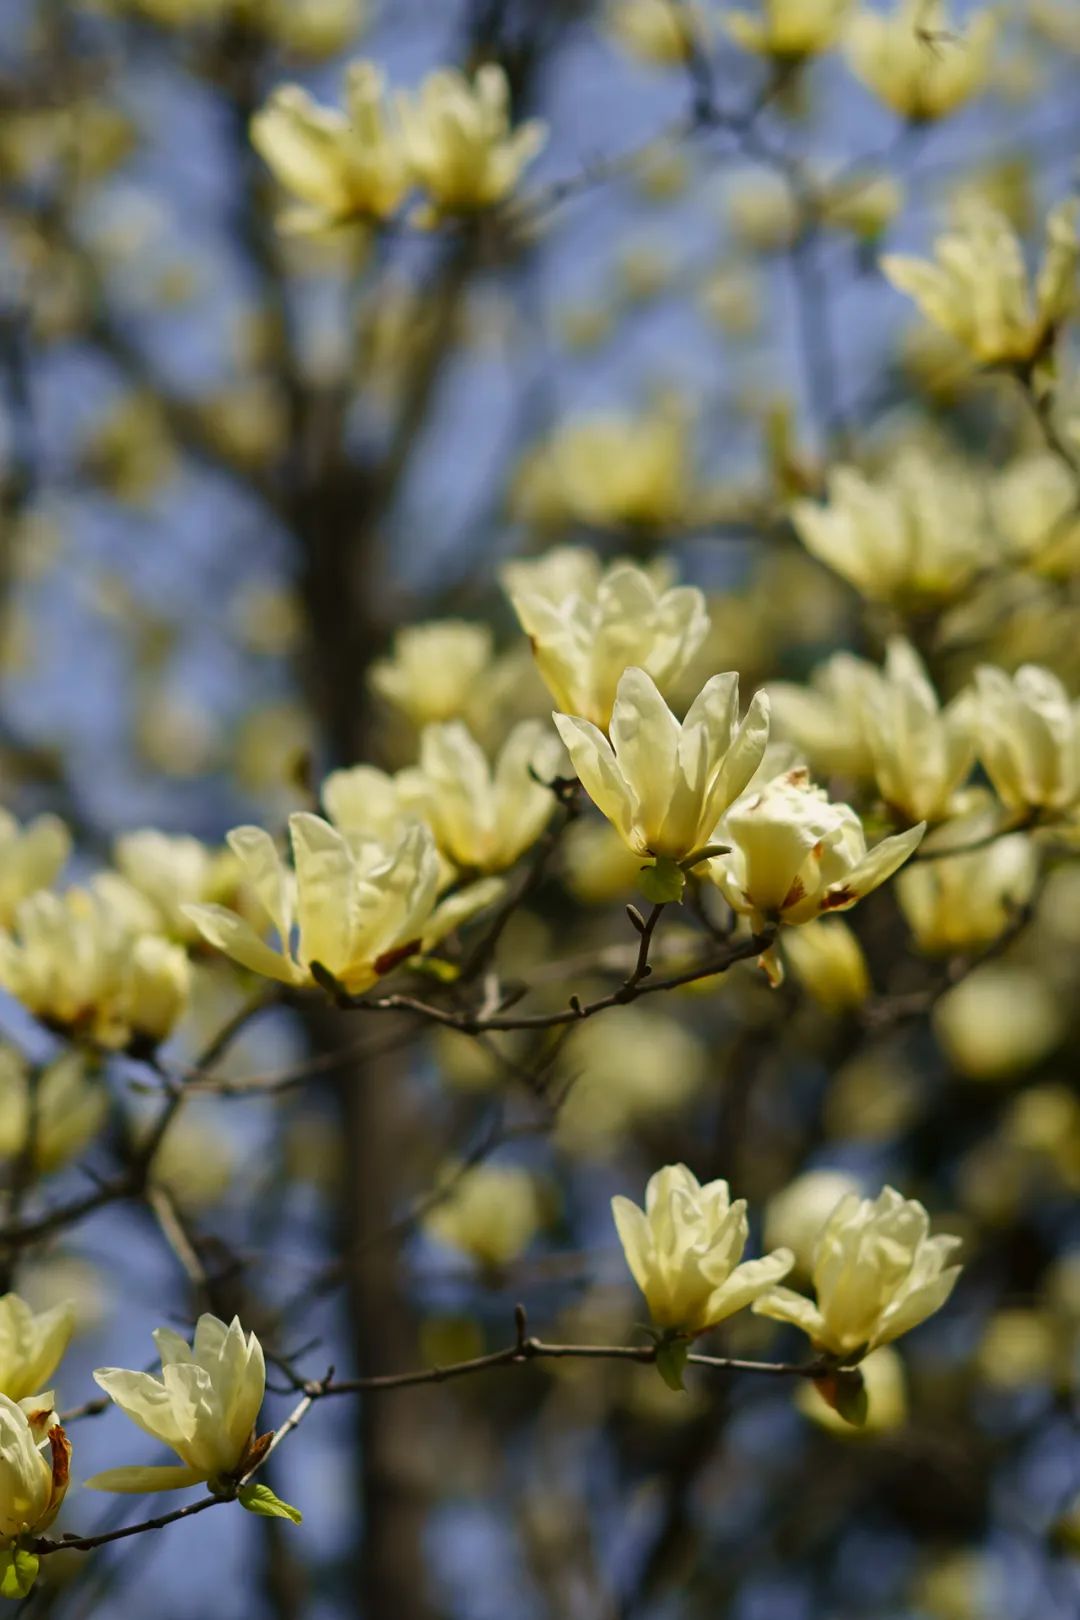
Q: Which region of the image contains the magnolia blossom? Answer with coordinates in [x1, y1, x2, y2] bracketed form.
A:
[95, 829, 241, 944]
[972, 663, 1080, 813]
[764, 1170, 862, 1282]
[753, 1187, 962, 1358]
[511, 410, 694, 534]
[268, 0, 365, 60]
[612, 1164, 793, 1335]
[426, 1165, 544, 1268]
[791, 449, 987, 604]
[0, 890, 191, 1049]
[769, 651, 880, 778]
[397, 64, 546, 218]
[369, 620, 506, 729]
[88, 1315, 266, 1493]
[0, 1050, 107, 1175]
[781, 918, 871, 1012]
[507, 554, 709, 729]
[322, 763, 428, 845]
[555, 1006, 705, 1154]
[409, 720, 563, 873]
[554, 667, 770, 863]
[897, 835, 1038, 955]
[251, 62, 409, 232]
[847, 2, 997, 123]
[0, 1394, 70, 1543]
[882, 200, 1078, 367]
[727, 0, 850, 59]
[606, 0, 694, 65]
[0, 812, 70, 931]
[992, 453, 1080, 579]
[0, 1297, 74, 1405]
[707, 769, 924, 974]
[185, 816, 500, 996]
[819, 171, 904, 241]
[860, 640, 974, 823]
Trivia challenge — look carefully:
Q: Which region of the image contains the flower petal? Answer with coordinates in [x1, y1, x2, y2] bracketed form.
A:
[85, 1464, 205, 1494]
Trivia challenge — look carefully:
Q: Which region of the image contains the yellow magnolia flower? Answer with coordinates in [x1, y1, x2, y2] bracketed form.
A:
[882, 200, 1079, 367]
[185, 816, 500, 995]
[95, 830, 241, 944]
[512, 408, 696, 533]
[408, 720, 563, 873]
[846, 2, 997, 122]
[554, 667, 771, 863]
[506, 552, 710, 730]
[397, 64, 546, 218]
[425, 1165, 545, 1267]
[1031, 0, 1080, 52]
[972, 663, 1080, 813]
[321, 762, 429, 848]
[769, 651, 879, 779]
[726, 170, 801, 254]
[781, 918, 871, 1012]
[369, 620, 501, 729]
[266, 0, 365, 59]
[897, 834, 1038, 955]
[606, 0, 695, 66]
[791, 448, 987, 604]
[727, 0, 851, 61]
[555, 1006, 706, 1154]
[764, 1169, 862, 1281]
[992, 452, 1080, 578]
[753, 1186, 962, 1357]
[697, 261, 762, 337]
[819, 170, 904, 240]
[0, 891, 190, 1049]
[860, 640, 974, 823]
[88, 1315, 266, 1493]
[612, 1163, 794, 1336]
[0, 812, 70, 929]
[251, 62, 409, 232]
[0, 1049, 107, 1175]
[0, 1297, 74, 1404]
[935, 965, 1064, 1082]
[708, 768, 924, 943]
[0, 1393, 70, 1544]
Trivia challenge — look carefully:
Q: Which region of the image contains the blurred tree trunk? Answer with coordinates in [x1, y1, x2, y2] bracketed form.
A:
[295, 270, 470, 1618]
[290, 10, 581, 1610]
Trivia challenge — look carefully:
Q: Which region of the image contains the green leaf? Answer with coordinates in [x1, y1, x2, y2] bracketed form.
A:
[238, 1483, 303, 1525]
[637, 858, 685, 905]
[813, 1368, 868, 1428]
[0, 1548, 39, 1599]
[654, 1339, 689, 1393]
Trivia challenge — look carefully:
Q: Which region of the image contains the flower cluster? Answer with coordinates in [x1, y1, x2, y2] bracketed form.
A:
[0, 1300, 283, 1594]
[612, 1168, 960, 1362]
[252, 60, 546, 232]
[883, 200, 1078, 368]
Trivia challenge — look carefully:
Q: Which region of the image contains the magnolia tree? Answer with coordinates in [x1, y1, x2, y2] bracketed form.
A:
[0, 0, 1078, 1616]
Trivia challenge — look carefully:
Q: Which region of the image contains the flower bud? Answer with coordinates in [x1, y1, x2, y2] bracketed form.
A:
[754, 1186, 962, 1358]
[612, 1164, 793, 1337]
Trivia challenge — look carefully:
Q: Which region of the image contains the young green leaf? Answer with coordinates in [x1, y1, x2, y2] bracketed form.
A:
[238, 1483, 303, 1525]
[637, 858, 685, 905]
[654, 1338, 689, 1392]
[0, 1548, 39, 1600]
